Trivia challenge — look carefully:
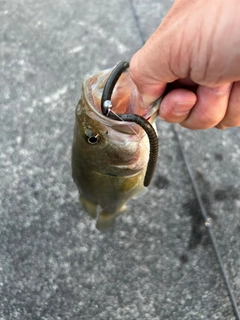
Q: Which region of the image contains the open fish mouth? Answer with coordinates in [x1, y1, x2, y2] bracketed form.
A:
[100, 61, 159, 187]
[84, 63, 160, 126]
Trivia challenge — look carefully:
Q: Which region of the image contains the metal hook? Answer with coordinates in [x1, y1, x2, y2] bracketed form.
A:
[101, 61, 159, 187]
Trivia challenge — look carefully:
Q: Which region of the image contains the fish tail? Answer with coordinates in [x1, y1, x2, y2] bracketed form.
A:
[96, 211, 117, 231]
[96, 205, 127, 231]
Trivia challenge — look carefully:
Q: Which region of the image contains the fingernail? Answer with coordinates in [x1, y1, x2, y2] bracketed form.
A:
[172, 102, 194, 116]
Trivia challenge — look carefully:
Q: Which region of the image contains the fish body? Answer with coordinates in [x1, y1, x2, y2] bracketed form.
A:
[72, 66, 159, 230]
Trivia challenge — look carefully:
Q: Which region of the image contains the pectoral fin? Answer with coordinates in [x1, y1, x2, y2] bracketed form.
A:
[80, 196, 98, 219]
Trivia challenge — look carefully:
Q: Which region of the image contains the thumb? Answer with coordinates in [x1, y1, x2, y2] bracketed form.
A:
[129, 16, 182, 106]
[129, 48, 167, 107]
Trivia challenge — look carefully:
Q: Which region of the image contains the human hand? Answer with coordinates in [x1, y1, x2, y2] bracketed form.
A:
[130, 0, 240, 129]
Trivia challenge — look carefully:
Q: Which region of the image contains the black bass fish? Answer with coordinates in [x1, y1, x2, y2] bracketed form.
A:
[72, 62, 159, 230]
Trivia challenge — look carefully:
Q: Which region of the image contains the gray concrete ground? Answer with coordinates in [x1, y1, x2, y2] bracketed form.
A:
[1, 0, 240, 319]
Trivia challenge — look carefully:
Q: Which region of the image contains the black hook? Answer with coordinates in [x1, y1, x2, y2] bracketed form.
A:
[101, 61, 159, 187]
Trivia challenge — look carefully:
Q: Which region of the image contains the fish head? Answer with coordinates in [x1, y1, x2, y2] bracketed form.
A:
[73, 66, 160, 177]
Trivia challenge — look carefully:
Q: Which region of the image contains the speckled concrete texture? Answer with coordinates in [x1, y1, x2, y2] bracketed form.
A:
[0, 0, 239, 319]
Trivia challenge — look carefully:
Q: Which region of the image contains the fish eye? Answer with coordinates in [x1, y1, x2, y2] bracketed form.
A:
[87, 134, 100, 145]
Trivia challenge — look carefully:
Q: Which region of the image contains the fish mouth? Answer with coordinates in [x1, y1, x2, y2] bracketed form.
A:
[83, 66, 160, 131]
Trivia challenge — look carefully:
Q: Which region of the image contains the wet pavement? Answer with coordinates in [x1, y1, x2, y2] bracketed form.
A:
[1, 0, 240, 319]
